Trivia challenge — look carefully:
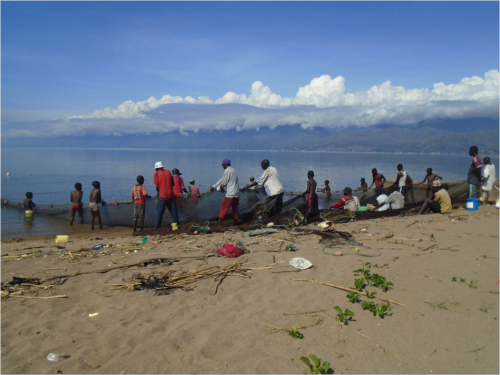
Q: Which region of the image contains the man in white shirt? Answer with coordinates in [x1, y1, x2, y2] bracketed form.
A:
[481, 157, 496, 203]
[242, 159, 284, 220]
[210, 159, 239, 226]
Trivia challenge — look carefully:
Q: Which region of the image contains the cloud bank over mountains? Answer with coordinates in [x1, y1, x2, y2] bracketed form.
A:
[4, 70, 498, 138]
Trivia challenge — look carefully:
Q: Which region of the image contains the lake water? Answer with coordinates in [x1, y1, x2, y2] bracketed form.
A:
[1, 147, 497, 238]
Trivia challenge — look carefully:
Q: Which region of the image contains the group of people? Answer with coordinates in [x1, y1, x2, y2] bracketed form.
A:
[21, 145, 496, 231]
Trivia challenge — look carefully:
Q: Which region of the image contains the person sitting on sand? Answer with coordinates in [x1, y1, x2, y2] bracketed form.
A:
[420, 168, 443, 198]
[132, 175, 151, 232]
[89, 181, 105, 230]
[70, 183, 83, 225]
[211, 159, 239, 227]
[367, 189, 404, 212]
[317, 180, 331, 196]
[331, 187, 358, 212]
[301, 171, 319, 219]
[154, 161, 179, 229]
[417, 180, 452, 215]
[368, 168, 386, 196]
[23, 192, 35, 218]
[480, 157, 496, 203]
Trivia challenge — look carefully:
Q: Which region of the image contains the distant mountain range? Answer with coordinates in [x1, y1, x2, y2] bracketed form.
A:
[3, 117, 499, 154]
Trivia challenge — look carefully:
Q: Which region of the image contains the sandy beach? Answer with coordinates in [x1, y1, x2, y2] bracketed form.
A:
[1, 204, 499, 374]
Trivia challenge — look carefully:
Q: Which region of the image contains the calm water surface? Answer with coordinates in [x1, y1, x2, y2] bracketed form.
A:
[2, 147, 498, 238]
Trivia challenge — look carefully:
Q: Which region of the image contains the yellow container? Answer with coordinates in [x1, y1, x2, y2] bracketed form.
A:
[171, 223, 178, 231]
[55, 235, 69, 243]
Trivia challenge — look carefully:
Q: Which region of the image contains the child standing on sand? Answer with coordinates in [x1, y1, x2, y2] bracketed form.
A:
[89, 181, 105, 230]
[70, 183, 83, 225]
[132, 175, 150, 232]
[23, 192, 35, 218]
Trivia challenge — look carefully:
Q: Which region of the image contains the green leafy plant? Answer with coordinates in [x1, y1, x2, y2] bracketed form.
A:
[430, 234, 435, 241]
[353, 267, 371, 279]
[361, 301, 376, 313]
[479, 303, 494, 313]
[450, 295, 460, 309]
[451, 277, 457, 282]
[370, 274, 394, 292]
[460, 277, 466, 283]
[364, 262, 372, 269]
[372, 263, 390, 269]
[365, 290, 377, 299]
[346, 292, 361, 303]
[300, 354, 330, 374]
[374, 303, 392, 317]
[350, 278, 365, 292]
[286, 325, 304, 339]
[469, 280, 478, 289]
[334, 306, 354, 325]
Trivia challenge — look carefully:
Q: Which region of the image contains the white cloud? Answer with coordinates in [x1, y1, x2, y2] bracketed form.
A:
[3, 70, 498, 138]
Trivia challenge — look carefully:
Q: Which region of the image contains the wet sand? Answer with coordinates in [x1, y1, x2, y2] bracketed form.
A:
[1, 205, 499, 374]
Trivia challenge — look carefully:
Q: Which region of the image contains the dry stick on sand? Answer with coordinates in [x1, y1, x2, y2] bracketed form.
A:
[290, 278, 407, 307]
[6, 295, 68, 300]
[40, 255, 214, 283]
[358, 231, 394, 241]
[281, 307, 331, 319]
[422, 244, 438, 252]
[266, 314, 323, 333]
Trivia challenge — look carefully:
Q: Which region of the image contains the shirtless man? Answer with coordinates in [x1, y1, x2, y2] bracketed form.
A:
[301, 171, 318, 219]
[70, 182, 83, 225]
[89, 181, 105, 230]
[420, 168, 443, 198]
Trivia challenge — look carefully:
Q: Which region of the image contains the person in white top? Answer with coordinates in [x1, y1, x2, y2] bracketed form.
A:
[210, 159, 239, 226]
[393, 164, 408, 198]
[242, 159, 284, 220]
[480, 157, 496, 203]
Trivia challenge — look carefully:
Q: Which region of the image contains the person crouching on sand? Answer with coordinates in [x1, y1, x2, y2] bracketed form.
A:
[301, 171, 319, 220]
[70, 183, 83, 225]
[417, 180, 452, 215]
[330, 187, 359, 212]
[132, 175, 151, 232]
[211, 159, 239, 227]
[89, 181, 105, 230]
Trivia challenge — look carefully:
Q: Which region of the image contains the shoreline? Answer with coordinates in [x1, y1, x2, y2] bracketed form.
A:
[1, 204, 498, 374]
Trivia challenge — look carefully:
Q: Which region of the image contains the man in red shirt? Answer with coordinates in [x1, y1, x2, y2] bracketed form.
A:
[368, 168, 386, 196]
[153, 161, 179, 229]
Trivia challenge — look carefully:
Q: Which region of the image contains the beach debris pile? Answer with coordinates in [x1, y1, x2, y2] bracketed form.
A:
[1, 277, 56, 299]
[108, 257, 254, 296]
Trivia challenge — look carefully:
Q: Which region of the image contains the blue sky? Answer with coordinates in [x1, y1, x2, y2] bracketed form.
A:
[1, 1, 498, 137]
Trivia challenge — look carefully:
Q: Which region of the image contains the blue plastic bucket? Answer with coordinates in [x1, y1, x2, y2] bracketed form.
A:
[466, 198, 479, 211]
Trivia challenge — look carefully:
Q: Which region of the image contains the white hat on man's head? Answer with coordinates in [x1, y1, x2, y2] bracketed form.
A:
[432, 180, 442, 187]
[155, 161, 164, 169]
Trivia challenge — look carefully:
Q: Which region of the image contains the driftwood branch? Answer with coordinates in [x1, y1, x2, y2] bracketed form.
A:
[290, 278, 407, 307]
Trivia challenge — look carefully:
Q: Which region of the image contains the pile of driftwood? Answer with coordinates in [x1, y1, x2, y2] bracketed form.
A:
[108, 257, 254, 296]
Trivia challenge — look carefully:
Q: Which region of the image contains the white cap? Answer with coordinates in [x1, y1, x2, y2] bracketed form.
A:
[155, 161, 163, 169]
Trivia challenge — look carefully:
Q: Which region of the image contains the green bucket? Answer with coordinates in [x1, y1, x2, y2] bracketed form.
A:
[358, 206, 368, 212]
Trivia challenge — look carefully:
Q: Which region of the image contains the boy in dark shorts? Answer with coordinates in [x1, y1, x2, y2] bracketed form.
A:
[23, 192, 35, 218]
[89, 181, 105, 230]
[70, 183, 83, 225]
[420, 168, 443, 197]
[132, 175, 150, 232]
[317, 180, 331, 196]
[301, 171, 319, 219]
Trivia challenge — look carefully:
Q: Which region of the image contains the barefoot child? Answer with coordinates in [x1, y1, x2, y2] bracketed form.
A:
[23, 192, 35, 218]
[301, 171, 318, 219]
[132, 175, 150, 232]
[70, 183, 83, 225]
[89, 181, 105, 230]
